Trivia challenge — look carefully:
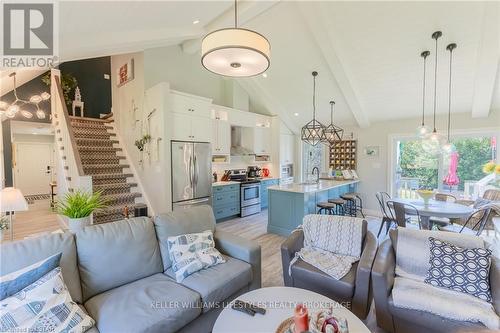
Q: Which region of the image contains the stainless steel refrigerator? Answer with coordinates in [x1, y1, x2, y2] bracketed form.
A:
[171, 141, 212, 210]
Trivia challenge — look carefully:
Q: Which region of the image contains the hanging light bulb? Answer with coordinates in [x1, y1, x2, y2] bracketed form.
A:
[36, 109, 46, 119]
[416, 50, 431, 138]
[5, 109, 16, 118]
[301, 71, 326, 146]
[40, 92, 51, 100]
[422, 31, 445, 155]
[0, 101, 9, 110]
[29, 95, 42, 103]
[323, 100, 344, 146]
[442, 43, 457, 154]
[7, 104, 19, 114]
[20, 110, 33, 119]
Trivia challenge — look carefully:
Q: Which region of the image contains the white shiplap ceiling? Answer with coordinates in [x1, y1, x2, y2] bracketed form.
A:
[4, 1, 499, 130]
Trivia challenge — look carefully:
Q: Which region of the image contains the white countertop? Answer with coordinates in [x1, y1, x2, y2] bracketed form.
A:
[268, 179, 359, 194]
[212, 181, 240, 187]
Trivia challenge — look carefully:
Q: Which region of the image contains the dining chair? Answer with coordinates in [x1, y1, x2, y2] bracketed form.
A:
[438, 203, 497, 236]
[434, 193, 456, 202]
[430, 193, 457, 227]
[375, 192, 396, 237]
[386, 200, 422, 230]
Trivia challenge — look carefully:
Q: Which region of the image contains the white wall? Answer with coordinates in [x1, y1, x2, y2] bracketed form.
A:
[344, 109, 500, 212]
[111, 52, 171, 214]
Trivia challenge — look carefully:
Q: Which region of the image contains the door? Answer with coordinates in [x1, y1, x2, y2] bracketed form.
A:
[217, 120, 231, 155]
[193, 142, 212, 199]
[15, 142, 53, 195]
[171, 141, 194, 202]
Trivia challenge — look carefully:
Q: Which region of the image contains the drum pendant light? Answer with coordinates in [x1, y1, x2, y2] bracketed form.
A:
[442, 43, 457, 154]
[423, 31, 446, 155]
[301, 71, 326, 146]
[323, 100, 344, 146]
[416, 50, 431, 138]
[201, 0, 270, 77]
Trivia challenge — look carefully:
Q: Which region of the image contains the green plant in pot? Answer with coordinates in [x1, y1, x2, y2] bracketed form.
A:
[57, 190, 108, 232]
[134, 134, 151, 152]
[42, 72, 78, 108]
[0, 216, 9, 241]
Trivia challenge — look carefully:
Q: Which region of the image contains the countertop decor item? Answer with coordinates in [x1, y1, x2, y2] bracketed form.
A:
[201, 0, 270, 77]
[0, 187, 28, 240]
[57, 190, 108, 233]
[416, 50, 431, 138]
[301, 71, 326, 146]
[1, 72, 51, 119]
[322, 100, 344, 146]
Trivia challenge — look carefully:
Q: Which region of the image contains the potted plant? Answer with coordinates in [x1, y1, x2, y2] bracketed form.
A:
[42, 72, 78, 108]
[134, 134, 151, 152]
[57, 190, 108, 233]
[0, 216, 9, 241]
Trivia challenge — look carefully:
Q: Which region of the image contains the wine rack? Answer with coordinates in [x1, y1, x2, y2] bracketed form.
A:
[329, 140, 357, 170]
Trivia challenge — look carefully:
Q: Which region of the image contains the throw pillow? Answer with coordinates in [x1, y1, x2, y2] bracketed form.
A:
[0, 253, 62, 300]
[167, 230, 225, 282]
[425, 237, 492, 302]
[0, 267, 95, 332]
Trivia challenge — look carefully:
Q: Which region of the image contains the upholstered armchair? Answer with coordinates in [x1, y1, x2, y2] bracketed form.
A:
[372, 229, 500, 333]
[280, 220, 377, 319]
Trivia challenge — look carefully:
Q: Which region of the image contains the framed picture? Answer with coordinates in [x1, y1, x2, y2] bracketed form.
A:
[364, 146, 379, 157]
[117, 58, 134, 87]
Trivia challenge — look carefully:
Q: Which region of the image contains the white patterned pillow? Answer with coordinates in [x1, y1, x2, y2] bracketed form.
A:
[425, 237, 492, 302]
[0, 267, 95, 332]
[167, 230, 225, 282]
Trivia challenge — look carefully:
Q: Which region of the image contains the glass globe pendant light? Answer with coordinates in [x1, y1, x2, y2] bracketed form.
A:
[323, 100, 344, 146]
[201, 0, 270, 77]
[422, 31, 446, 155]
[442, 43, 457, 154]
[416, 50, 431, 138]
[301, 71, 326, 146]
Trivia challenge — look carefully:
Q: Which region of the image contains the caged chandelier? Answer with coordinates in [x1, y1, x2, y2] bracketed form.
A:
[0, 72, 50, 120]
[301, 71, 326, 146]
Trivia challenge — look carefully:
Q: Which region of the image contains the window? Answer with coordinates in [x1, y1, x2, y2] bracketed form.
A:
[392, 134, 497, 197]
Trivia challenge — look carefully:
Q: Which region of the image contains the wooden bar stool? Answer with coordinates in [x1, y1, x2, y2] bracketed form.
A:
[317, 202, 336, 215]
[340, 192, 365, 217]
[328, 198, 346, 215]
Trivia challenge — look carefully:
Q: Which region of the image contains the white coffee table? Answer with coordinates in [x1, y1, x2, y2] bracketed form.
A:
[213, 287, 370, 333]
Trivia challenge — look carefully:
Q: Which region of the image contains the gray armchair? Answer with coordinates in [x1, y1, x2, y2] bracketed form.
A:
[372, 230, 500, 333]
[281, 220, 377, 319]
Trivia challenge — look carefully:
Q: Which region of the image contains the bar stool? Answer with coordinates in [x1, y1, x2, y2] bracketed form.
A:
[317, 202, 336, 215]
[328, 198, 346, 215]
[340, 192, 365, 217]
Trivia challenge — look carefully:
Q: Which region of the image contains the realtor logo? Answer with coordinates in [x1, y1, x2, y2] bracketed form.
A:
[1, 1, 58, 68]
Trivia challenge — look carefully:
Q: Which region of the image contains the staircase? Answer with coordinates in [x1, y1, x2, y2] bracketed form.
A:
[70, 116, 143, 224]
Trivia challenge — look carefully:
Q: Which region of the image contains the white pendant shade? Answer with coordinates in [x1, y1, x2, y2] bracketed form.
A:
[0, 187, 28, 212]
[201, 28, 270, 77]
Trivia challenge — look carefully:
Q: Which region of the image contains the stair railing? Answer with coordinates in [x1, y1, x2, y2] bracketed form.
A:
[51, 69, 93, 199]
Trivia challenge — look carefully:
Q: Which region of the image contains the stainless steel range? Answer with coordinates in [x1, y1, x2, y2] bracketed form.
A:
[226, 169, 262, 217]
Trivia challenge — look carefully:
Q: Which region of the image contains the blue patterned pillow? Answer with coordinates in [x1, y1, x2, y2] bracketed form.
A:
[0, 253, 61, 300]
[425, 237, 492, 302]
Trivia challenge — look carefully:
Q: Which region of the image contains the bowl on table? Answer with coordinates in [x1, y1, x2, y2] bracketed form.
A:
[416, 189, 434, 206]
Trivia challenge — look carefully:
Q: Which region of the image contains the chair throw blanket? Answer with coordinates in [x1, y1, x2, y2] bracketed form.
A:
[289, 215, 364, 280]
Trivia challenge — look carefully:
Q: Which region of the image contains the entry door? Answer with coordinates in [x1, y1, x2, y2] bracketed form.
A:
[14, 143, 53, 195]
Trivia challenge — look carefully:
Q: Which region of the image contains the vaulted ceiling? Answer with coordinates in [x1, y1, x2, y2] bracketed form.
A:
[4, 1, 499, 130]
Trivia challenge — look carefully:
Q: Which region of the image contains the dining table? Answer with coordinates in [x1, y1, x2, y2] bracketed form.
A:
[391, 198, 474, 230]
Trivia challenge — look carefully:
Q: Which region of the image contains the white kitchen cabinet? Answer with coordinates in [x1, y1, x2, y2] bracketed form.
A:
[211, 119, 230, 155]
[254, 127, 272, 155]
[169, 90, 211, 118]
[171, 113, 210, 142]
[280, 133, 294, 165]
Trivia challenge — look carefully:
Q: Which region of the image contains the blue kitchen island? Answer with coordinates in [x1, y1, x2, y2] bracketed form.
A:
[267, 180, 360, 236]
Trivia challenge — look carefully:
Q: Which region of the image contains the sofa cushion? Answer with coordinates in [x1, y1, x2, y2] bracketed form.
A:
[154, 205, 216, 270]
[290, 258, 357, 301]
[391, 277, 500, 330]
[84, 273, 201, 333]
[0, 232, 82, 303]
[425, 237, 492, 302]
[76, 217, 163, 301]
[168, 230, 225, 282]
[391, 228, 484, 281]
[165, 256, 252, 313]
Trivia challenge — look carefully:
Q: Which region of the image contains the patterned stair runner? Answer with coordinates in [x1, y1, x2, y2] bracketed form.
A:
[70, 116, 142, 224]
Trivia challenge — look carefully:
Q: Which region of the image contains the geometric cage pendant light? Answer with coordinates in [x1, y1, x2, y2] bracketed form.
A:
[201, 0, 270, 77]
[0, 72, 50, 120]
[322, 100, 344, 146]
[301, 71, 326, 146]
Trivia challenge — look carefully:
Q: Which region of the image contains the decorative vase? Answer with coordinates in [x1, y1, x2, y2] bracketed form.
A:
[416, 190, 434, 207]
[67, 216, 91, 233]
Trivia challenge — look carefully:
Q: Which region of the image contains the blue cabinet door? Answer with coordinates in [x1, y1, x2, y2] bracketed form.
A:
[261, 179, 279, 209]
[212, 184, 241, 221]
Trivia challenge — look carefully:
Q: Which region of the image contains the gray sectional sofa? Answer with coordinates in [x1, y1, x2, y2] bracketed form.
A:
[0, 205, 261, 333]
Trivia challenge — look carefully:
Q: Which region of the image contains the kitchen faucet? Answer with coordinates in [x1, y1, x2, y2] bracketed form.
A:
[311, 167, 320, 184]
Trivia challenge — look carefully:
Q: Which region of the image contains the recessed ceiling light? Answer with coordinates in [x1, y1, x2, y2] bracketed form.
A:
[262, 73, 268, 78]
[193, 20, 200, 25]
[294, 113, 299, 116]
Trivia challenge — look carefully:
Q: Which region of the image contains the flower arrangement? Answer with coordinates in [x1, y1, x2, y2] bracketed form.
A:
[0, 216, 9, 230]
[483, 161, 500, 189]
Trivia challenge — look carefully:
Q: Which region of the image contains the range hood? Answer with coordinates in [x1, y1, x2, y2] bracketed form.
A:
[231, 126, 254, 156]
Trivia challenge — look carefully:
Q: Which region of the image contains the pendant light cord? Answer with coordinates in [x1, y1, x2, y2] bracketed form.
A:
[234, 0, 238, 28]
[330, 101, 335, 123]
[432, 35, 439, 132]
[312, 74, 316, 120]
[421, 51, 429, 126]
[446, 43, 457, 142]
